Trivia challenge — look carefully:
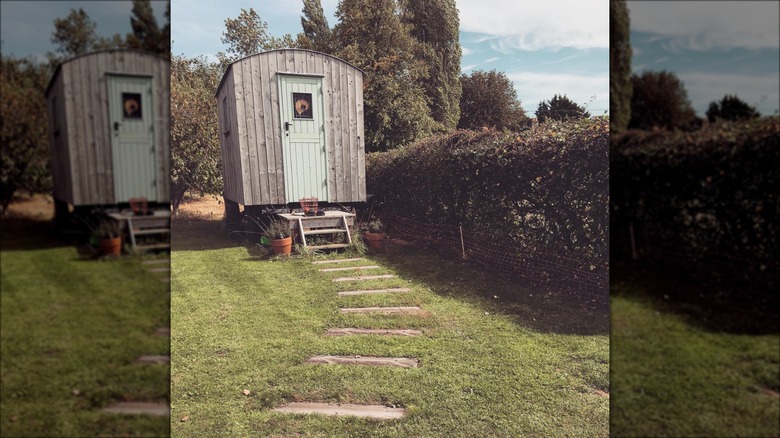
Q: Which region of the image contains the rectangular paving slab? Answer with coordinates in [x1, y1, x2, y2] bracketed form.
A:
[332, 274, 396, 282]
[306, 355, 418, 368]
[338, 288, 411, 296]
[135, 355, 170, 364]
[319, 265, 380, 273]
[148, 267, 170, 273]
[326, 328, 422, 336]
[102, 402, 169, 416]
[312, 258, 365, 265]
[141, 259, 169, 265]
[153, 327, 170, 336]
[340, 306, 422, 314]
[273, 402, 406, 419]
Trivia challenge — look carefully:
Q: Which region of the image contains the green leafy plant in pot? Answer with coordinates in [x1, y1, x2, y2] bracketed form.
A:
[362, 219, 385, 250]
[264, 219, 293, 255]
[92, 218, 123, 255]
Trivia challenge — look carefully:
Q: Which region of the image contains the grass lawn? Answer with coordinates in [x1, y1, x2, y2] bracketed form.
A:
[1, 206, 170, 437]
[610, 262, 780, 437]
[171, 217, 609, 437]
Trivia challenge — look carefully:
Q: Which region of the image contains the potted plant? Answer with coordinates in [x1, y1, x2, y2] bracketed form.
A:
[362, 219, 385, 250]
[265, 219, 293, 255]
[93, 218, 123, 255]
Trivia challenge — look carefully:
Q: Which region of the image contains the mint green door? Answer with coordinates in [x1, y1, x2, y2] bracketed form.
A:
[107, 75, 157, 202]
[279, 75, 328, 203]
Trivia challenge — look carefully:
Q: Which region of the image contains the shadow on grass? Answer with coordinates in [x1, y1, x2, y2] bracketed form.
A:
[611, 258, 779, 335]
[0, 217, 74, 251]
[377, 240, 609, 336]
[171, 217, 249, 252]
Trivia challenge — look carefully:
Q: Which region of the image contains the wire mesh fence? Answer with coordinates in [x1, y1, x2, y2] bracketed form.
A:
[385, 211, 608, 303]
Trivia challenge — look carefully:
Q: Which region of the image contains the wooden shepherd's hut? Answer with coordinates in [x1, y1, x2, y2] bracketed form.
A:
[46, 49, 170, 217]
[216, 49, 366, 222]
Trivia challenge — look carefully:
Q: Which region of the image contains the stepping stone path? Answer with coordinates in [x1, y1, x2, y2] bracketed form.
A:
[272, 257, 432, 420]
[135, 355, 170, 364]
[102, 402, 170, 417]
[273, 402, 406, 419]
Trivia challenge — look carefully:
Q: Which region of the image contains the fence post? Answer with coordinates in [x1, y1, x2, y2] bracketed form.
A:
[459, 225, 466, 259]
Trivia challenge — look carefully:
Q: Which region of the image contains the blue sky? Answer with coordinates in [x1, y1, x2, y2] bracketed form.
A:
[169, 0, 610, 118]
[629, 1, 779, 117]
[0, 1, 169, 62]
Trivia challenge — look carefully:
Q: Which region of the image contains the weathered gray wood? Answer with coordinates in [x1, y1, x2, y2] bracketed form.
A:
[340, 306, 422, 314]
[319, 265, 379, 273]
[305, 355, 418, 368]
[325, 328, 422, 337]
[103, 402, 169, 416]
[337, 288, 411, 296]
[273, 402, 406, 419]
[332, 274, 396, 282]
[312, 258, 364, 265]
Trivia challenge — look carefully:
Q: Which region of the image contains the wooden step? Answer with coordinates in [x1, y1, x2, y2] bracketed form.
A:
[308, 244, 349, 250]
[102, 402, 169, 417]
[332, 274, 396, 282]
[303, 228, 348, 235]
[319, 265, 380, 273]
[338, 288, 411, 296]
[273, 402, 406, 419]
[305, 355, 418, 368]
[340, 306, 422, 314]
[326, 328, 422, 337]
[312, 258, 364, 265]
[133, 228, 171, 235]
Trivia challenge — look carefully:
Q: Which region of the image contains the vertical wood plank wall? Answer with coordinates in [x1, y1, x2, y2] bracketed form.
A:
[216, 49, 366, 206]
[46, 49, 170, 206]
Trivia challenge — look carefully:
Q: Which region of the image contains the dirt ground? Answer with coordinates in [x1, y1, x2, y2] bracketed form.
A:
[177, 194, 224, 220]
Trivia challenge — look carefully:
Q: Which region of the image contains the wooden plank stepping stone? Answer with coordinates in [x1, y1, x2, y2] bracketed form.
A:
[274, 402, 405, 419]
[160, 277, 170, 283]
[326, 328, 422, 337]
[135, 355, 170, 364]
[319, 265, 380, 273]
[153, 327, 170, 336]
[340, 306, 422, 314]
[148, 267, 169, 273]
[102, 402, 169, 416]
[338, 288, 411, 296]
[141, 259, 169, 265]
[312, 258, 364, 265]
[306, 355, 418, 368]
[332, 274, 396, 282]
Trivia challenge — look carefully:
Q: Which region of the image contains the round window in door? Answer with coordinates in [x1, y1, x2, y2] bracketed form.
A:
[122, 92, 142, 119]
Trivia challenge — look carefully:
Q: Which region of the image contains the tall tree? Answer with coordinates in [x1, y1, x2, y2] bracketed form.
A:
[458, 70, 527, 131]
[0, 56, 52, 214]
[298, 0, 333, 52]
[170, 55, 223, 215]
[50, 8, 100, 57]
[610, 0, 632, 133]
[706, 94, 761, 123]
[126, 0, 169, 55]
[536, 94, 590, 122]
[629, 70, 700, 131]
[219, 8, 296, 67]
[400, 0, 462, 130]
[335, 0, 436, 151]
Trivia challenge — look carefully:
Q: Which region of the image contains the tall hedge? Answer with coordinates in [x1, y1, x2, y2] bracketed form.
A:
[610, 117, 779, 296]
[367, 118, 609, 296]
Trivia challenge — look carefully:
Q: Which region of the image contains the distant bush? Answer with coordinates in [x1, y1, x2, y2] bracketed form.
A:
[611, 117, 779, 296]
[367, 118, 609, 297]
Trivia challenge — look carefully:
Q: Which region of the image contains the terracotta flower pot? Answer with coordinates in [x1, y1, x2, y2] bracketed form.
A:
[100, 236, 122, 255]
[363, 232, 385, 250]
[271, 236, 293, 255]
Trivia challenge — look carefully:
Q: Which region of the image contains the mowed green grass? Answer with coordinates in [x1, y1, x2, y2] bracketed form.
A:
[171, 219, 608, 437]
[611, 272, 780, 437]
[0, 218, 170, 437]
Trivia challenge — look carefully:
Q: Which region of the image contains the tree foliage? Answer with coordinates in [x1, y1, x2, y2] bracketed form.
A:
[629, 70, 700, 131]
[0, 56, 52, 214]
[458, 70, 527, 131]
[218, 8, 296, 68]
[536, 94, 591, 123]
[50, 8, 104, 57]
[298, 0, 333, 52]
[706, 94, 761, 123]
[170, 55, 223, 215]
[126, 0, 170, 56]
[610, 0, 632, 133]
[400, 0, 462, 130]
[334, 0, 436, 151]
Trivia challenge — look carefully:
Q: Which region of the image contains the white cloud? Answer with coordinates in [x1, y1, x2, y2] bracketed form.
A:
[484, 57, 499, 63]
[461, 46, 473, 56]
[457, 0, 608, 50]
[677, 72, 780, 114]
[505, 71, 610, 114]
[630, 1, 779, 50]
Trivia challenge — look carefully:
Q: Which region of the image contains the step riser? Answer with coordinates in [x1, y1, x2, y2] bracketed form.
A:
[338, 288, 411, 296]
[320, 266, 380, 273]
[340, 307, 422, 314]
[306, 355, 418, 368]
[312, 258, 364, 265]
[333, 275, 396, 282]
[326, 328, 422, 337]
[273, 403, 406, 419]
